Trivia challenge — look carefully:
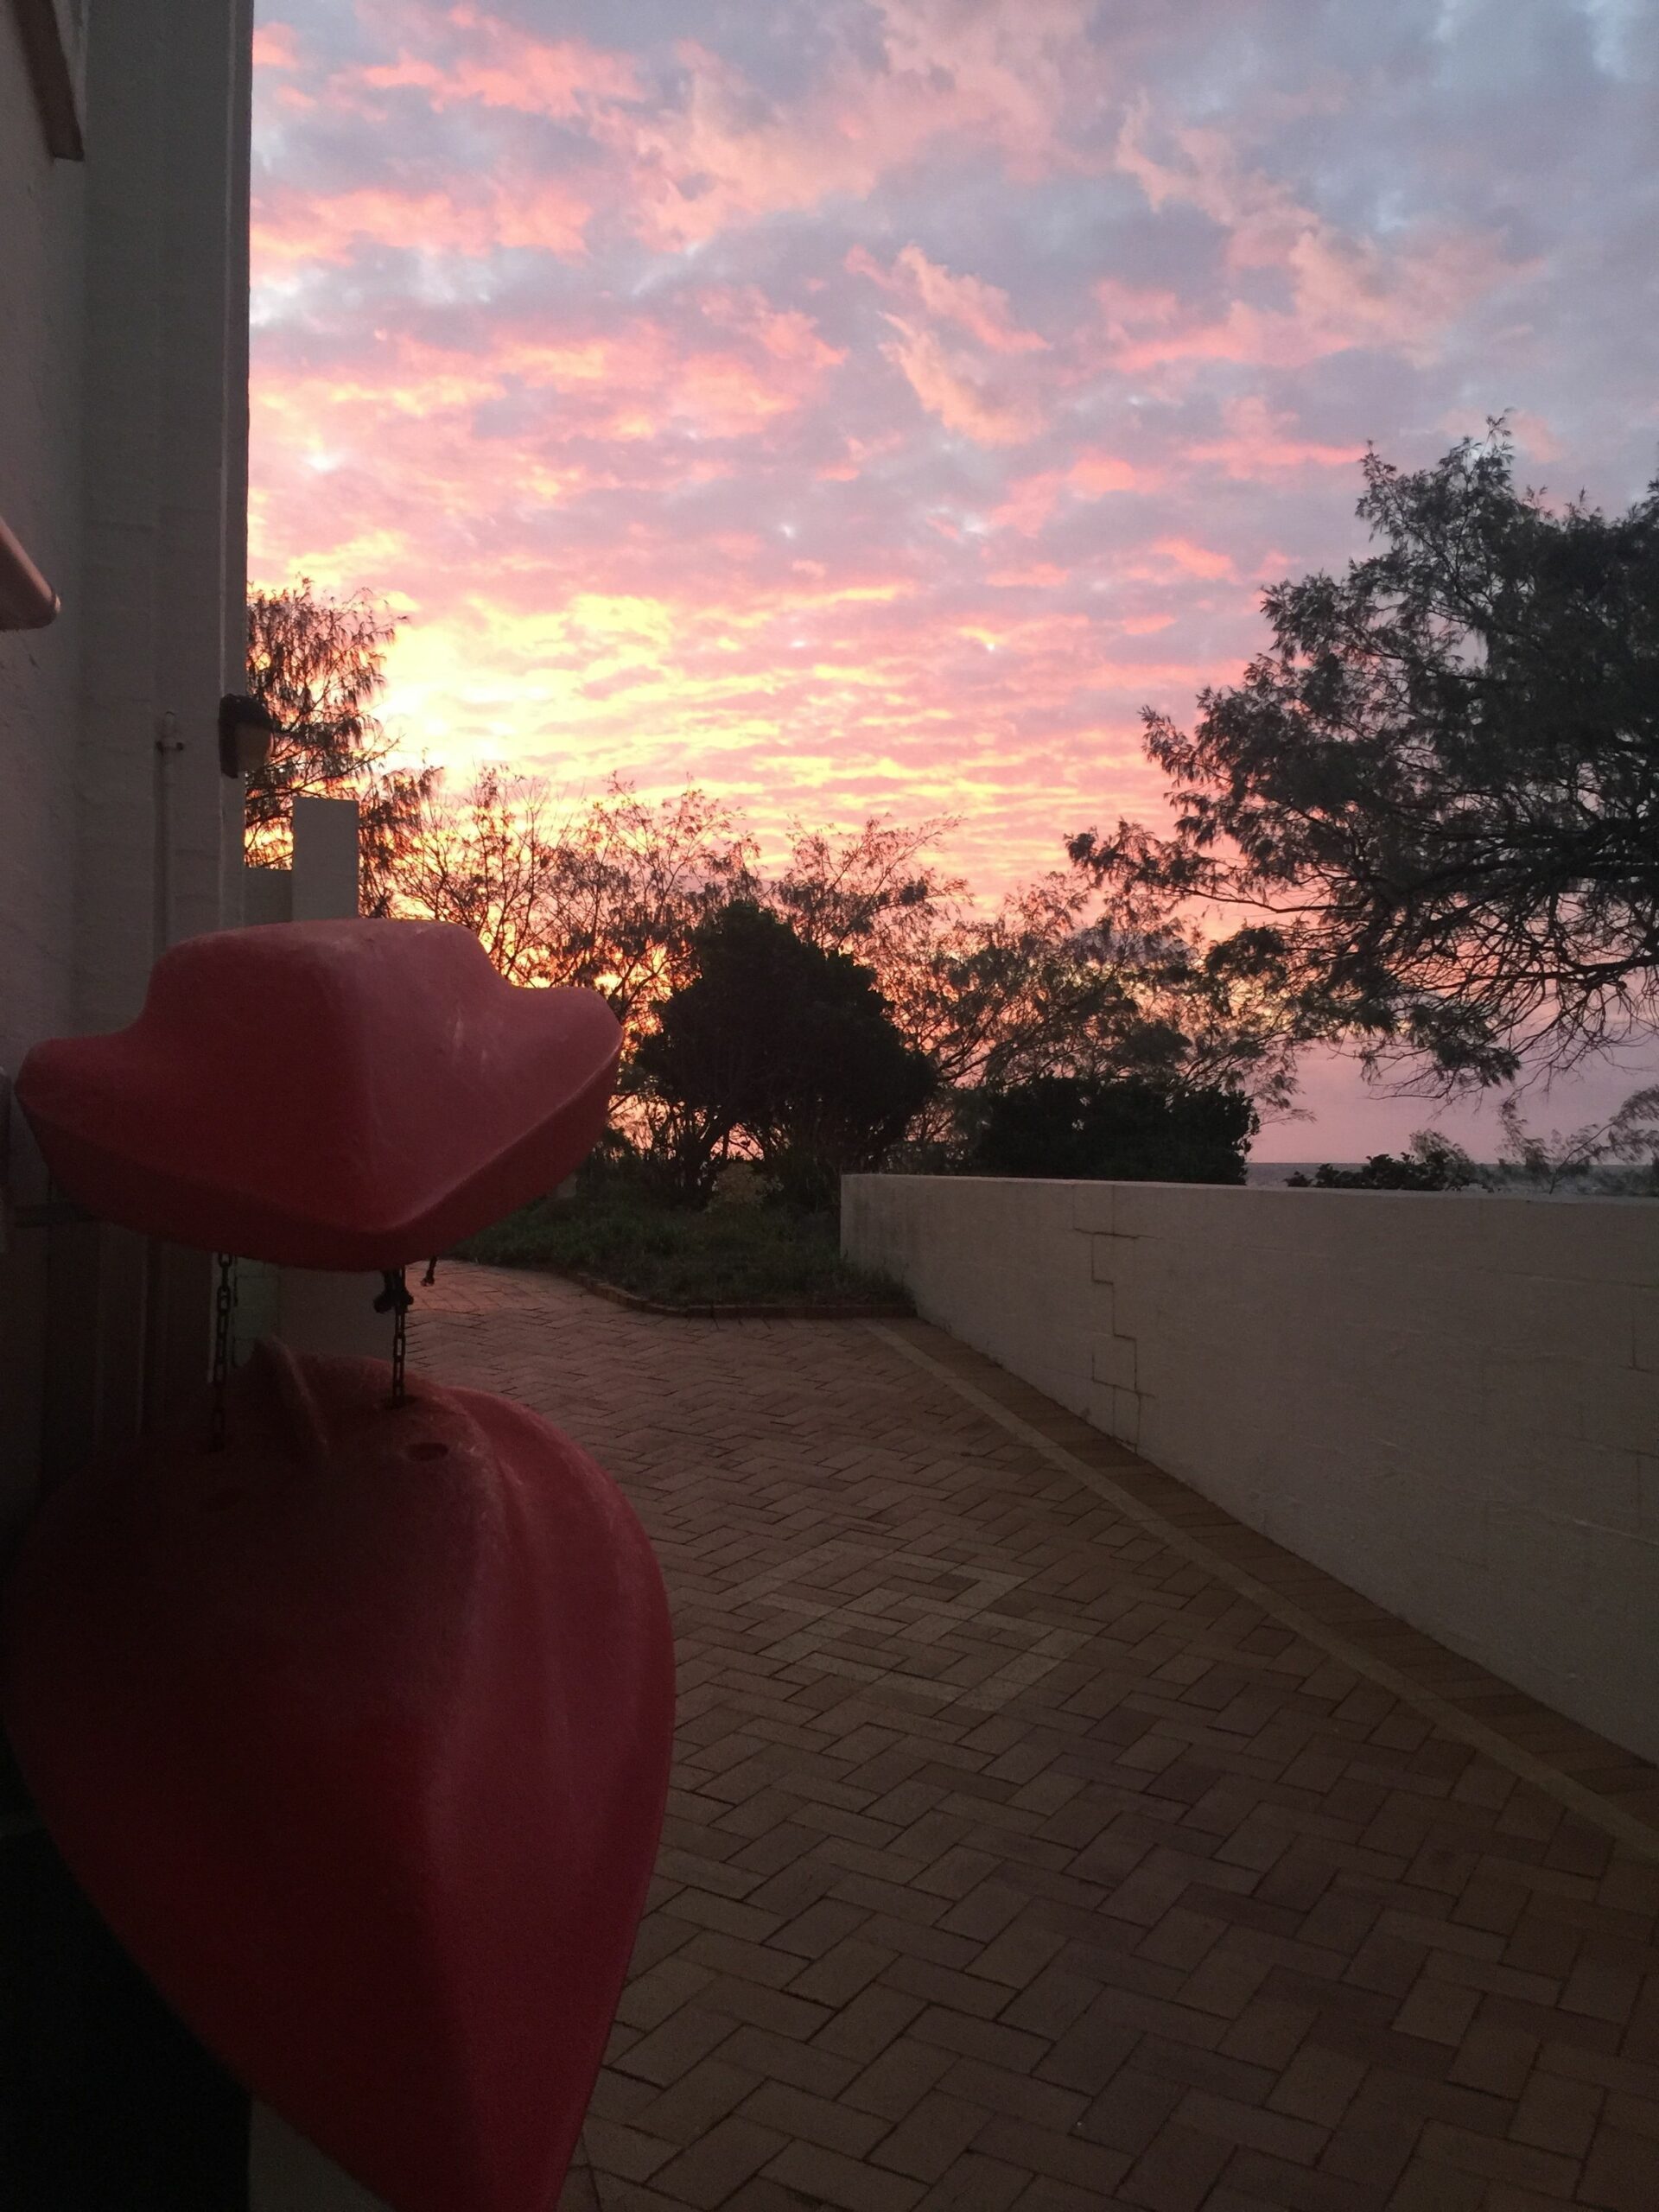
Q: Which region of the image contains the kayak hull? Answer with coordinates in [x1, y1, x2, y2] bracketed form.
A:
[15, 920, 622, 1268]
[2, 1345, 674, 2212]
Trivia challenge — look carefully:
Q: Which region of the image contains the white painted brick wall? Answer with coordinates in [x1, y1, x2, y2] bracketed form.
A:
[1, 0, 257, 1523]
[843, 1175, 1659, 1762]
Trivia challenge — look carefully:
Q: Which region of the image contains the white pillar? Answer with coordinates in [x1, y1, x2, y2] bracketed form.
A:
[289, 794, 362, 920]
[238, 797, 395, 2208]
[264, 796, 389, 1361]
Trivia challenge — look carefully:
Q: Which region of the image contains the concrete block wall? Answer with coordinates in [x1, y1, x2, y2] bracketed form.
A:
[843, 1175, 1659, 1762]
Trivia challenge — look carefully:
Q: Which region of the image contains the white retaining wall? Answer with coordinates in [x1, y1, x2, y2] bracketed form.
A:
[843, 1175, 1659, 1762]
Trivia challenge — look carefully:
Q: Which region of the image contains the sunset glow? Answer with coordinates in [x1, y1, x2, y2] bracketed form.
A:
[251, 0, 1657, 924]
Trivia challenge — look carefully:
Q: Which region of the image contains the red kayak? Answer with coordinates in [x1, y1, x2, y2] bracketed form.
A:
[15, 919, 621, 1268]
[2, 1343, 675, 2212]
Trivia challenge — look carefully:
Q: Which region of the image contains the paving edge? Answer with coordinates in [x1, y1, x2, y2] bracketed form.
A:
[867, 1321, 1659, 1865]
[569, 1272, 910, 1322]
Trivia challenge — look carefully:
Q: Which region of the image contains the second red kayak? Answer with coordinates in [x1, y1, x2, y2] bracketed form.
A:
[2, 1343, 675, 2212]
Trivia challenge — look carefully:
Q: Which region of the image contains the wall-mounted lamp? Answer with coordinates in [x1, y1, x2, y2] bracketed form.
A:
[218, 694, 276, 779]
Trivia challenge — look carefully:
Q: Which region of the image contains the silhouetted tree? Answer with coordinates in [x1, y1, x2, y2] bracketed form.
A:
[1071, 426, 1659, 1088]
[392, 773, 755, 1031]
[630, 903, 935, 1205]
[966, 1076, 1256, 1184]
[1495, 1084, 1659, 1191]
[766, 826, 1300, 1132]
[245, 579, 431, 912]
[380, 778, 1302, 1171]
[1287, 1133, 1481, 1191]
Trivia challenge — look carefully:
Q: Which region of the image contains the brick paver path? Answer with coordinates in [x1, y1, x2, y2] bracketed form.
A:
[412, 1264, 1659, 2212]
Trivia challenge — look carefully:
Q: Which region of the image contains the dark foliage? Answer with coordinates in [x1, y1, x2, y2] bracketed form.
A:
[1071, 426, 1659, 1088]
[630, 902, 936, 1205]
[453, 1185, 908, 1311]
[965, 1075, 1256, 1184]
[1287, 1133, 1480, 1191]
[245, 579, 433, 912]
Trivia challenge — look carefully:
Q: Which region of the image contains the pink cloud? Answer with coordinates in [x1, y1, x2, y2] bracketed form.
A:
[246, 0, 1644, 920]
[898, 245, 1046, 353]
[252, 177, 594, 263]
[1187, 396, 1362, 476]
[252, 22, 301, 70]
[992, 448, 1147, 533]
[1067, 451, 1143, 496]
[881, 320, 1045, 445]
[698, 287, 844, 373]
[850, 244, 1046, 354]
[810, 431, 904, 484]
[1510, 409, 1563, 462]
[990, 471, 1065, 534]
[589, 9, 1117, 251]
[1095, 276, 1186, 335]
[1150, 536, 1236, 580]
[252, 296, 843, 469]
[1111, 104, 1514, 372]
[988, 563, 1069, 587]
[359, 14, 640, 117]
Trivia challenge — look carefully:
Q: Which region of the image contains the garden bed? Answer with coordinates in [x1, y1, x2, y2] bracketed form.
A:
[452, 1190, 912, 1316]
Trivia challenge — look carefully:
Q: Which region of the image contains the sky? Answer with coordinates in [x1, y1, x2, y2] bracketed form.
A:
[249, 0, 1659, 1154]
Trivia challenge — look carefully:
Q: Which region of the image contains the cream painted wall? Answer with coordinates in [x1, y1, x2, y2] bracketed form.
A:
[0, 0, 256, 1525]
[1, 16, 406, 2205]
[0, 1, 86, 1517]
[844, 1175, 1659, 1762]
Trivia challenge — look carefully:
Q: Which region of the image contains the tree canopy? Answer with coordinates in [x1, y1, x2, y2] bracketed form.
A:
[245, 579, 431, 912]
[245, 590, 1316, 1198]
[389, 774, 1299, 1129]
[629, 902, 936, 1205]
[1287, 1135, 1481, 1192]
[1071, 427, 1659, 1089]
[967, 1075, 1256, 1185]
[391, 772, 753, 1023]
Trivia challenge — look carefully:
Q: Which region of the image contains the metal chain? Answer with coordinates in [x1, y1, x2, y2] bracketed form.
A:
[210, 1253, 235, 1449]
[375, 1266, 413, 1408]
[391, 1286, 409, 1408]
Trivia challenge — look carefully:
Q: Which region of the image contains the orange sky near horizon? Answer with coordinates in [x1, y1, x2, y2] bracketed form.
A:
[249, 1, 1659, 1148]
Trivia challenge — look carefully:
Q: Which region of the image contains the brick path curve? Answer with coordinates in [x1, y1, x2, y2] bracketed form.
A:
[412, 1263, 1659, 2212]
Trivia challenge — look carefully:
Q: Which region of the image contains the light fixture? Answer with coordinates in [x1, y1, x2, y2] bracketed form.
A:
[218, 694, 276, 779]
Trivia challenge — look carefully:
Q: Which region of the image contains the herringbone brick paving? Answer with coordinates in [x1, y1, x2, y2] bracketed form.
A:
[411, 1263, 1659, 2212]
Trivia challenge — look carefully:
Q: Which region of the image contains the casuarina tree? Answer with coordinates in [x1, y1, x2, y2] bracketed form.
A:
[1071, 426, 1659, 1089]
[246, 579, 432, 913]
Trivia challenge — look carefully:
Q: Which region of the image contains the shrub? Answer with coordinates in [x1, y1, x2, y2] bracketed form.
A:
[630, 901, 936, 1207]
[1287, 1133, 1481, 1190]
[964, 1075, 1256, 1183]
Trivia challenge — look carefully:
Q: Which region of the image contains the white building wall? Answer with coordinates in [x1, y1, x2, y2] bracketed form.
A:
[0, 3, 82, 1054]
[0, 4, 86, 1516]
[3, 16, 405, 2203]
[844, 1175, 1659, 1762]
[0, 0, 256, 1519]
